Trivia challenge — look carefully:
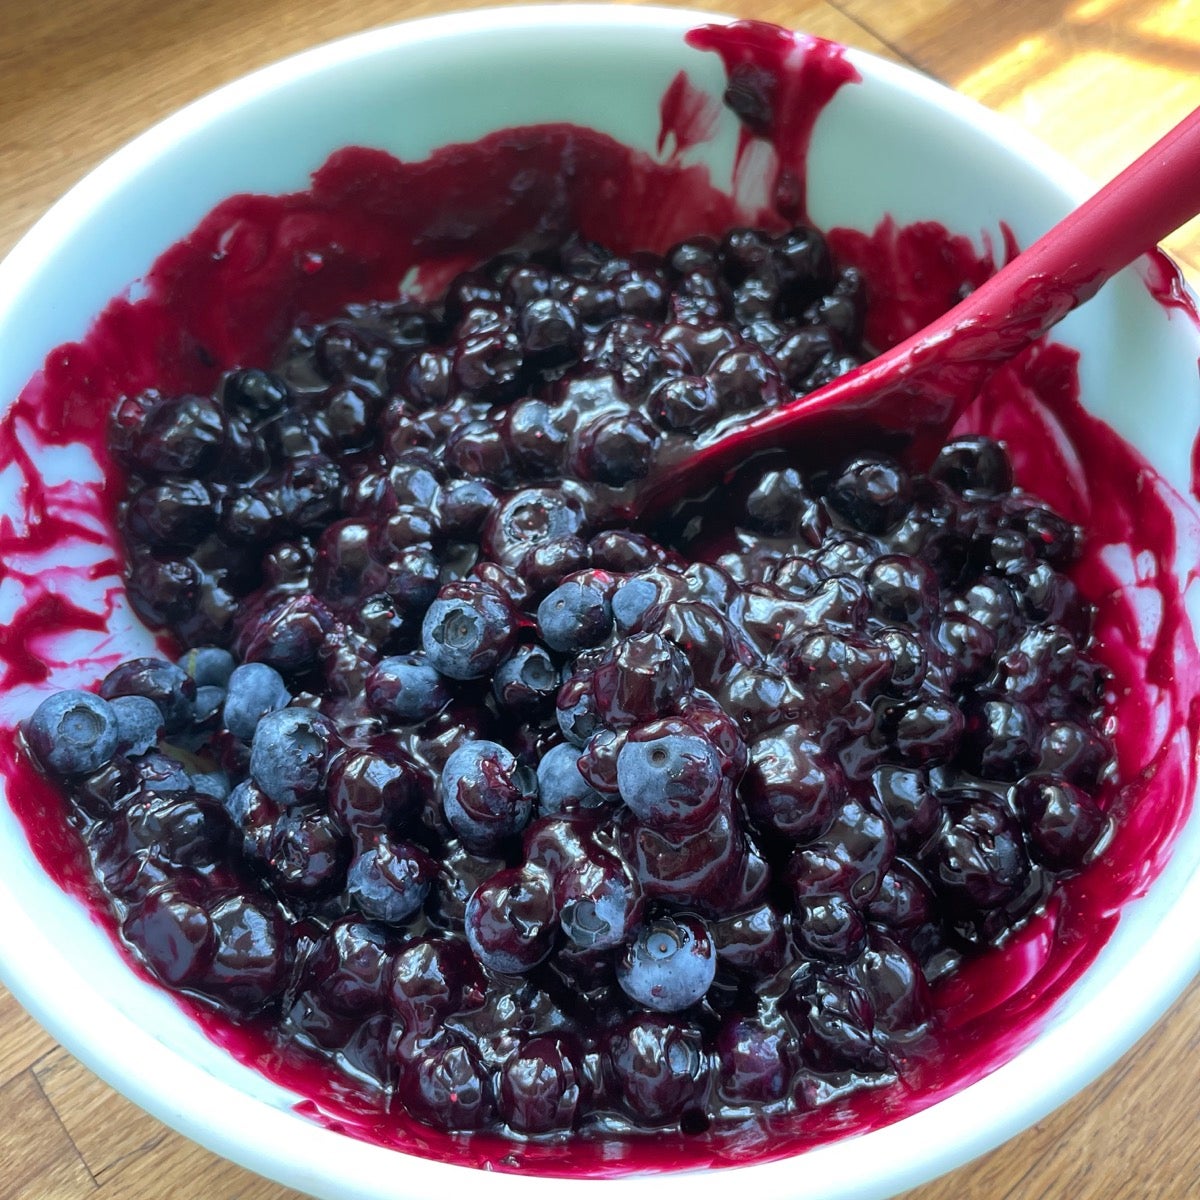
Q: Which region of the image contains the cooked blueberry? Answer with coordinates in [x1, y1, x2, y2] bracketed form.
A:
[1014, 773, 1107, 869]
[249, 707, 339, 805]
[222, 662, 291, 741]
[465, 865, 556, 973]
[826, 455, 912, 534]
[24, 690, 120, 777]
[222, 366, 290, 416]
[100, 658, 195, 735]
[931, 435, 1013, 496]
[493, 644, 559, 714]
[607, 1015, 709, 1126]
[616, 729, 722, 832]
[347, 836, 435, 922]
[618, 914, 716, 1011]
[123, 885, 216, 987]
[441, 740, 536, 846]
[498, 1035, 582, 1134]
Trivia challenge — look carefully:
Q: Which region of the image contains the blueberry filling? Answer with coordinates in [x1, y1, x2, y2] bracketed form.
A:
[20, 226, 1115, 1145]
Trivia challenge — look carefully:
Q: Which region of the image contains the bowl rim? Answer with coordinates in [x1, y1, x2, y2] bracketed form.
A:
[2, 6, 1199, 1199]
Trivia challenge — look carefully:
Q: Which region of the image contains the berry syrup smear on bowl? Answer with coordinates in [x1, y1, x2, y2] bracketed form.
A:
[3, 17, 1200, 1177]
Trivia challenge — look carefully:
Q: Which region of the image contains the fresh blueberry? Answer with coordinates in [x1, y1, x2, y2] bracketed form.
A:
[441, 740, 536, 847]
[193, 686, 225, 728]
[367, 654, 451, 723]
[421, 581, 517, 680]
[536, 580, 613, 653]
[616, 729, 723, 831]
[250, 707, 339, 806]
[611, 576, 658, 633]
[222, 662, 291, 741]
[24, 690, 120, 777]
[191, 770, 230, 802]
[536, 742, 603, 813]
[346, 836, 434, 922]
[177, 646, 236, 688]
[109, 695, 163, 756]
[618, 914, 716, 1011]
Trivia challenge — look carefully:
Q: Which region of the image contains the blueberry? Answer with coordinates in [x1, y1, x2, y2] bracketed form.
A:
[441, 741, 536, 847]
[825, 455, 912, 535]
[536, 580, 613, 653]
[100, 658, 195, 735]
[618, 915, 716, 1011]
[931, 435, 1013, 497]
[421, 581, 517, 680]
[262, 808, 349, 899]
[465, 865, 556, 973]
[555, 673, 601, 747]
[191, 770, 230, 802]
[498, 1035, 582, 1134]
[346, 836, 434, 923]
[366, 654, 451, 723]
[24, 690, 120, 777]
[536, 742, 603, 813]
[193, 686, 225, 728]
[177, 646, 235, 688]
[493, 645, 559, 714]
[607, 1014, 710, 1126]
[222, 662, 291, 741]
[616, 730, 723, 831]
[249, 707, 339, 806]
[109, 695, 163, 756]
[611, 576, 658, 632]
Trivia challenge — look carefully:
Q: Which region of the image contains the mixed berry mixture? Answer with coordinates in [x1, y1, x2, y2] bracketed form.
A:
[18, 225, 1115, 1143]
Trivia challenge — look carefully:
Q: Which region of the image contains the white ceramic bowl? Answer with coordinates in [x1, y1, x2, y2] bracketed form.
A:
[3, 6, 1200, 1199]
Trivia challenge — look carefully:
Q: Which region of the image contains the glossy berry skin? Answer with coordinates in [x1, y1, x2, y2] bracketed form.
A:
[617, 914, 716, 1011]
[1014, 773, 1107, 869]
[607, 1015, 710, 1127]
[441, 741, 536, 847]
[421, 581, 517, 680]
[249, 707, 339, 806]
[498, 1035, 583, 1134]
[403, 1031, 494, 1131]
[464, 865, 557, 973]
[716, 1014, 795, 1104]
[122, 885, 216, 987]
[591, 633, 694, 727]
[24, 690, 120, 778]
[388, 937, 484, 1036]
[616, 728, 723, 832]
[100, 658, 195, 735]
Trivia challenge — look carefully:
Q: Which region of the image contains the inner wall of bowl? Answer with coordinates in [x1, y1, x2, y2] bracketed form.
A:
[2, 9, 1200, 1200]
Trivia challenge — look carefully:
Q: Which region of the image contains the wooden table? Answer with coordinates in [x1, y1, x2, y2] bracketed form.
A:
[2, 0, 1199, 1196]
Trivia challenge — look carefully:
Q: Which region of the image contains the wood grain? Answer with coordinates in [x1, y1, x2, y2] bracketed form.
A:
[2, 1, 1200, 1198]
